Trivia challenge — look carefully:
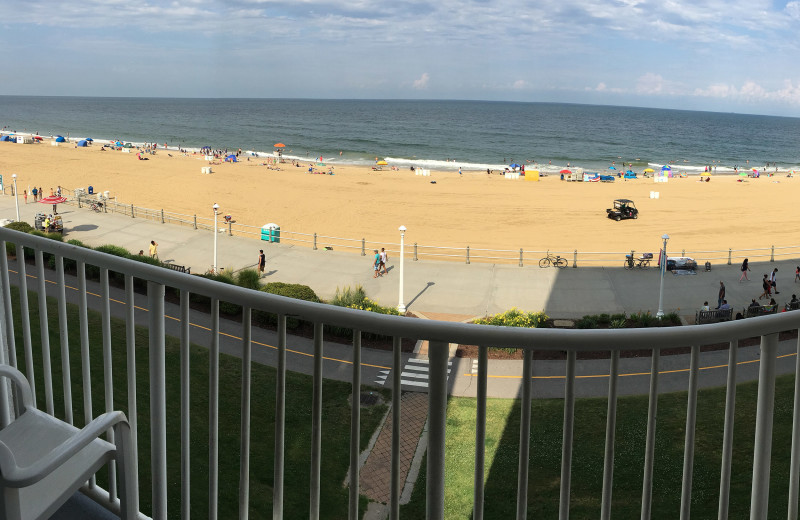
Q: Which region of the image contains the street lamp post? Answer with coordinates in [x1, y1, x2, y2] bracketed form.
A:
[212, 203, 220, 274]
[656, 233, 670, 318]
[11, 175, 19, 222]
[398, 225, 407, 313]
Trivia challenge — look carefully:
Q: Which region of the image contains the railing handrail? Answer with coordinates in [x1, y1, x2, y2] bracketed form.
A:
[4, 227, 800, 351]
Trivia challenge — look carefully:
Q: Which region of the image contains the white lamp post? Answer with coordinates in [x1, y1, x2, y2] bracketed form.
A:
[398, 225, 407, 313]
[212, 203, 219, 274]
[656, 233, 670, 318]
[11, 175, 19, 222]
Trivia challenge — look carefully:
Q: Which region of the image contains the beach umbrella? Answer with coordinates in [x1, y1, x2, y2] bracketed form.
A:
[316, 162, 326, 166]
[55, 136, 66, 143]
[661, 165, 671, 171]
[33, 136, 43, 141]
[377, 160, 388, 166]
[274, 143, 285, 148]
[85, 138, 93, 142]
[38, 195, 68, 214]
[560, 169, 571, 174]
[225, 154, 238, 162]
[643, 168, 654, 173]
[123, 143, 133, 148]
[608, 166, 616, 170]
[509, 163, 521, 169]
[77, 140, 88, 147]
[700, 171, 711, 177]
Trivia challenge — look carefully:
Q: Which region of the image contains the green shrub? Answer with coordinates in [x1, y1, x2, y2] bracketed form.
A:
[610, 318, 627, 329]
[630, 311, 655, 328]
[330, 285, 367, 308]
[597, 313, 611, 326]
[474, 308, 549, 329]
[190, 271, 240, 315]
[94, 245, 131, 258]
[4, 221, 33, 233]
[611, 313, 627, 322]
[575, 316, 599, 329]
[663, 312, 681, 325]
[236, 269, 262, 291]
[326, 285, 400, 340]
[262, 282, 321, 303]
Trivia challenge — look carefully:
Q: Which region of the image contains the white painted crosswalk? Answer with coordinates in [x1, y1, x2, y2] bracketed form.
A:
[375, 358, 453, 389]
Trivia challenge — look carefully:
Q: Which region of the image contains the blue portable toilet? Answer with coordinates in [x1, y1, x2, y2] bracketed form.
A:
[88, 186, 94, 195]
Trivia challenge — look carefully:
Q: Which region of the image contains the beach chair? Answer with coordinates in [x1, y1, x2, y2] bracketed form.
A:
[0, 364, 138, 519]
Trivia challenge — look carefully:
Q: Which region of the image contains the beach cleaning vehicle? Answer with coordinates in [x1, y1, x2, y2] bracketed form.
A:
[606, 198, 638, 221]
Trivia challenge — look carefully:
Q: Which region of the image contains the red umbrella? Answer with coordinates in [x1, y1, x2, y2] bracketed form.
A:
[560, 169, 572, 174]
[33, 136, 43, 141]
[39, 195, 68, 214]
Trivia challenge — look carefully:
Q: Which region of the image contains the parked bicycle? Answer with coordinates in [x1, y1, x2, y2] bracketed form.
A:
[624, 252, 652, 269]
[90, 201, 103, 212]
[539, 250, 569, 268]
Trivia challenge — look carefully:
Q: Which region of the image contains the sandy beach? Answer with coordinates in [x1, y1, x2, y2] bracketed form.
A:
[1, 140, 798, 261]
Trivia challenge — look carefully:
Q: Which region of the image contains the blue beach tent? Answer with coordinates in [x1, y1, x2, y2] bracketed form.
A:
[0, 136, 11, 142]
[225, 154, 238, 162]
[55, 136, 66, 143]
[77, 140, 88, 147]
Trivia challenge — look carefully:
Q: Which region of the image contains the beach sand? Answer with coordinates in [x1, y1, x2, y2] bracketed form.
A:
[1, 141, 798, 262]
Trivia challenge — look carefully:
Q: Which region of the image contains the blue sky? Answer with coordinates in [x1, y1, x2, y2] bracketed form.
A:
[2, 0, 799, 116]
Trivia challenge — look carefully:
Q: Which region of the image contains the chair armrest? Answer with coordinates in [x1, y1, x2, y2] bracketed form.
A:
[0, 410, 129, 487]
[0, 365, 34, 411]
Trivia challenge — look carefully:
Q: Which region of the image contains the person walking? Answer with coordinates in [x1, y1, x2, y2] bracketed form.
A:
[739, 258, 750, 282]
[31, 187, 37, 201]
[38, 187, 43, 201]
[379, 247, 388, 275]
[770, 267, 780, 294]
[716, 281, 726, 309]
[22, 190, 27, 204]
[372, 249, 382, 278]
[257, 249, 266, 276]
[759, 274, 771, 300]
[149, 240, 158, 259]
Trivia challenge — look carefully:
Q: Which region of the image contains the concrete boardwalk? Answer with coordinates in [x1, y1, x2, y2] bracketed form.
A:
[2, 195, 799, 401]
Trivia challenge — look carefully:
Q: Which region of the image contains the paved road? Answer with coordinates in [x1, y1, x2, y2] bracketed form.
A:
[2, 195, 798, 398]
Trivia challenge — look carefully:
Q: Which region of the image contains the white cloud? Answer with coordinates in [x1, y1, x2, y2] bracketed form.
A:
[511, 80, 527, 90]
[786, 1, 800, 19]
[412, 73, 430, 90]
[693, 80, 800, 105]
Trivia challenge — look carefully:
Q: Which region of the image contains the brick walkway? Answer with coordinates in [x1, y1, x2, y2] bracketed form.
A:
[359, 392, 429, 503]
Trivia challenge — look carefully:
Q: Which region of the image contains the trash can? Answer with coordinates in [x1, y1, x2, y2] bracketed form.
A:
[88, 186, 94, 195]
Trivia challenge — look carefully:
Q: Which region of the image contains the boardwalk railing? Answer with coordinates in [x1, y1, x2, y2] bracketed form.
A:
[1, 227, 800, 518]
[44, 190, 800, 267]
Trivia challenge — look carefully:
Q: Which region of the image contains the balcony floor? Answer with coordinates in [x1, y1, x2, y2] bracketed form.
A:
[52, 492, 119, 520]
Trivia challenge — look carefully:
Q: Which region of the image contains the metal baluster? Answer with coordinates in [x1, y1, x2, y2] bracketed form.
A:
[178, 288, 191, 520]
[391, 336, 401, 519]
[718, 341, 737, 520]
[17, 245, 36, 405]
[148, 281, 167, 519]
[77, 261, 94, 487]
[427, 340, 449, 520]
[474, 345, 488, 520]
[239, 307, 252, 519]
[517, 348, 533, 520]
[34, 250, 54, 415]
[124, 275, 139, 511]
[56, 256, 73, 425]
[310, 322, 323, 519]
[680, 345, 700, 520]
[0, 248, 12, 427]
[209, 299, 220, 520]
[349, 330, 362, 520]
[601, 350, 620, 520]
[560, 351, 576, 520]
[790, 332, 800, 520]
[641, 349, 660, 520]
[100, 268, 117, 500]
[273, 314, 287, 519]
[750, 333, 778, 519]
[0, 242, 18, 372]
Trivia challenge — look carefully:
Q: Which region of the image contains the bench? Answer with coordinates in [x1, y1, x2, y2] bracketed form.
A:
[164, 263, 190, 274]
[696, 308, 733, 324]
[744, 305, 778, 318]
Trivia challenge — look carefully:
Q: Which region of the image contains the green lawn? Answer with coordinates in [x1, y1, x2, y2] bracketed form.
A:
[9, 286, 389, 519]
[403, 371, 797, 518]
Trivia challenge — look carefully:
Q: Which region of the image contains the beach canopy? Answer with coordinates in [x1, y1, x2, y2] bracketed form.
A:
[225, 154, 238, 162]
[560, 169, 571, 174]
[55, 136, 66, 143]
[700, 172, 711, 177]
[77, 140, 88, 147]
[274, 143, 285, 148]
[0, 136, 11, 142]
[643, 168, 654, 173]
[377, 160, 388, 166]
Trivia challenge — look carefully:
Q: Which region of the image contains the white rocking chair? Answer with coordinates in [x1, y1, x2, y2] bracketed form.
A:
[0, 364, 138, 519]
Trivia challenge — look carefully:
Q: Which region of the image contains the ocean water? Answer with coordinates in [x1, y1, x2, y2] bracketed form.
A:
[1, 96, 799, 173]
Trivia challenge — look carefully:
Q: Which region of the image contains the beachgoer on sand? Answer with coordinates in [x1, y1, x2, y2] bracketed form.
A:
[149, 240, 158, 259]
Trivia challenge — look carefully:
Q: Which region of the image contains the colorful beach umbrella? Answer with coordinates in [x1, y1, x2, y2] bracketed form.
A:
[38, 195, 68, 214]
[274, 143, 285, 148]
[377, 160, 388, 166]
[560, 169, 571, 174]
[661, 165, 671, 171]
[643, 168, 654, 173]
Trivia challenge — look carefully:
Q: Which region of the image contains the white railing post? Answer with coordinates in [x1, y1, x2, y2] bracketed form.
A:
[679, 345, 700, 520]
[427, 340, 449, 519]
[641, 350, 660, 519]
[517, 348, 533, 519]
[474, 345, 488, 520]
[148, 281, 168, 519]
[560, 351, 576, 519]
[273, 315, 287, 519]
[310, 322, 323, 519]
[601, 350, 620, 520]
[789, 333, 800, 519]
[750, 333, 779, 520]
[349, 330, 362, 520]
[718, 341, 738, 519]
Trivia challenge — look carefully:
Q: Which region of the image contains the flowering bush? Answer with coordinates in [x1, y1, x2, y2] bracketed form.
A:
[474, 308, 549, 328]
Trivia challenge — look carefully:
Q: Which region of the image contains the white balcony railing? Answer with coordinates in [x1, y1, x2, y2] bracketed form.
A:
[1, 227, 800, 519]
